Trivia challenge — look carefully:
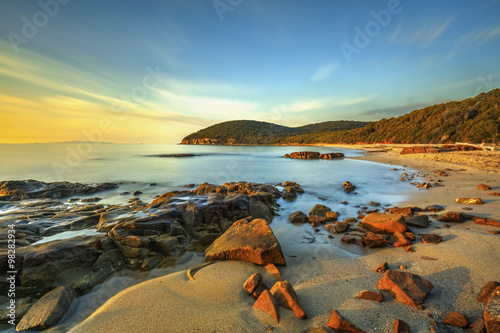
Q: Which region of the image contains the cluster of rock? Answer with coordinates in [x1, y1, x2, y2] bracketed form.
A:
[283, 151, 345, 159]
[278, 181, 304, 201]
[243, 269, 306, 324]
[0, 179, 293, 330]
[0, 179, 118, 201]
[157, 153, 196, 158]
[400, 144, 483, 154]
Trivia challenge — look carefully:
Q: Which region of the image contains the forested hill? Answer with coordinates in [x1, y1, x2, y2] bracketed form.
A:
[180, 120, 369, 144]
[181, 89, 500, 145]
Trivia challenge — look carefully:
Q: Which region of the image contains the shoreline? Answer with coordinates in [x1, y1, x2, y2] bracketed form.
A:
[70, 145, 500, 332]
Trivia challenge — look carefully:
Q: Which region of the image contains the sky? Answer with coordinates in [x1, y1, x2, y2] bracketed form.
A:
[1, 0, 499, 143]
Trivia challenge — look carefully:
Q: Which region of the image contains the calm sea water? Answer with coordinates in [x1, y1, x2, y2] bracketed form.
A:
[0, 143, 419, 206]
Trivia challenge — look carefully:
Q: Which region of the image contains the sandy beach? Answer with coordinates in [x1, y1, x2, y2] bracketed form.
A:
[71, 145, 500, 333]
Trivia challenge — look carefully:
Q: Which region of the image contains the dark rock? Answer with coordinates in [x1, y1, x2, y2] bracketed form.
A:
[16, 287, 76, 331]
[474, 218, 500, 228]
[361, 232, 388, 248]
[426, 205, 444, 212]
[341, 235, 356, 244]
[442, 311, 468, 327]
[335, 221, 350, 233]
[420, 234, 443, 244]
[406, 215, 430, 228]
[0, 180, 118, 201]
[430, 321, 454, 333]
[355, 290, 382, 302]
[436, 212, 467, 223]
[393, 319, 410, 333]
[309, 204, 332, 217]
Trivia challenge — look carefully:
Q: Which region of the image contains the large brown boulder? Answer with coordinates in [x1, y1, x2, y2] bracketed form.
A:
[205, 218, 286, 266]
[16, 287, 76, 331]
[270, 281, 307, 319]
[377, 270, 433, 307]
[360, 213, 407, 235]
[485, 287, 500, 332]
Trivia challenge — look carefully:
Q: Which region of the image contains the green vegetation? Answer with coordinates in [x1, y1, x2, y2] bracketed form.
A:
[181, 120, 368, 144]
[181, 89, 500, 145]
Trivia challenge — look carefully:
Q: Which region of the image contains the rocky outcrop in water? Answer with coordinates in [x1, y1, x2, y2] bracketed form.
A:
[0, 180, 118, 201]
[284, 151, 344, 159]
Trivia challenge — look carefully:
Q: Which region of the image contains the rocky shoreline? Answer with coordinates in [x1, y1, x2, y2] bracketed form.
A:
[1, 165, 499, 332]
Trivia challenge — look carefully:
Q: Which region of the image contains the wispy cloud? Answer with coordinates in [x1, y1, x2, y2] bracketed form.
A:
[311, 62, 339, 82]
[410, 16, 455, 46]
[455, 25, 500, 46]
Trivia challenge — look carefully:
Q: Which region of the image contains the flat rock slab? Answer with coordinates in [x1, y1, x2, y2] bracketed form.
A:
[205, 218, 286, 266]
[355, 290, 383, 303]
[420, 234, 443, 244]
[442, 311, 468, 328]
[456, 197, 484, 204]
[377, 270, 434, 307]
[16, 286, 76, 331]
[360, 213, 407, 235]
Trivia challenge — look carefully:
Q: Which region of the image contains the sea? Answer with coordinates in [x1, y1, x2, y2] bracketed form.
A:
[0, 143, 424, 330]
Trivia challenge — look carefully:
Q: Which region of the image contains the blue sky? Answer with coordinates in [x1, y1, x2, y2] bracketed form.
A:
[1, 0, 499, 143]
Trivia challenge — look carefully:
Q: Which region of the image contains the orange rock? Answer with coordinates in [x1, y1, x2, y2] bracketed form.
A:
[355, 290, 382, 303]
[270, 281, 307, 319]
[327, 309, 365, 333]
[391, 231, 411, 247]
[404, 246, 415, 252]
[442, 311, 468, 328]
[377, 270, 433, 307]
[243, 273, 262, 294]
[456, 197, 484, 204]
[388, 207, 413, 217]
[393, 319, 410, 333]
[474, 218, 500, 228]
[253, 289, 279, 324]
[468, 318, 486, 333]
[436, 212, 466, 223]
[360, 213, 407, 235]
[265, 264, 283, 281]
[477, 183, 491, 190]
[205, 218, 286, 266]
[374, 262, 389, 273]
[489, 192, 500, 196]
[484, 287, 500, 333]
[477, 281, 500, 303]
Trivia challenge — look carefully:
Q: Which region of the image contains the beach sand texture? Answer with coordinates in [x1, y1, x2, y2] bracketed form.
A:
[71, 147, 500, 333]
